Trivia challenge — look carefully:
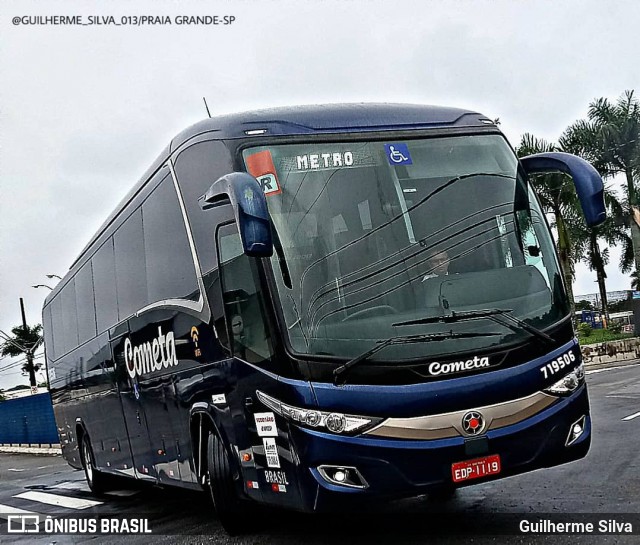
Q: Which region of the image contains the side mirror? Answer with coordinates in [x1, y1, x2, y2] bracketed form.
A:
[200, 172, 273, 257]
[519, 152, 606, 227]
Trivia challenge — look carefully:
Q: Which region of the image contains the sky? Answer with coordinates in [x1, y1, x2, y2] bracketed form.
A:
[0, 0, 638, 389]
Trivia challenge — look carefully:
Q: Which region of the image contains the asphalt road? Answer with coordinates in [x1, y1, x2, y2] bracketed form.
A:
[2, 363, 640, 544]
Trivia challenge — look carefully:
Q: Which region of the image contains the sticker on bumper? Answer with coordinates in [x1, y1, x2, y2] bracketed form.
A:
[254, 412, 278, 437]
[263, 437, 280, 468]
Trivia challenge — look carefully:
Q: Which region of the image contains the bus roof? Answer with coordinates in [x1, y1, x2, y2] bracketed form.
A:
[46, 103, 496, 306]
[169, 103, 491, 147]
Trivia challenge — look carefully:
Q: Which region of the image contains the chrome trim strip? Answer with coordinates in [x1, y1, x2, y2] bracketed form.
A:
[364, 391, 558, 440]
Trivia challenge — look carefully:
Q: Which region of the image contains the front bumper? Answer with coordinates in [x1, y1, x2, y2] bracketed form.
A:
[289, 385, 590, 512]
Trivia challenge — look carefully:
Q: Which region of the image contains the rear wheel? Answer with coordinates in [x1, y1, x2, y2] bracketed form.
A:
[206, 432, 246, 535]
[80, 434, 111, 495]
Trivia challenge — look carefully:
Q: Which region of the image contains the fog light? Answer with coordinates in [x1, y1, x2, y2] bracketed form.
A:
[333, 470, 347, 482]
[566, 415, 587, 446]
[317, 465, 368, 489]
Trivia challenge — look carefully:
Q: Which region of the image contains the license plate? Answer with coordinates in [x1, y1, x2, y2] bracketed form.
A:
[451, 454, 501, 483]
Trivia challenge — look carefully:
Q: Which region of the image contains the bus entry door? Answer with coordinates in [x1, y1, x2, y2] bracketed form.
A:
[111, 325, 158, 482]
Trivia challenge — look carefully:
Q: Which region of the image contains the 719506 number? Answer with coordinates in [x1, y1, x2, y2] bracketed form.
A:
[540, 350, 576, 379]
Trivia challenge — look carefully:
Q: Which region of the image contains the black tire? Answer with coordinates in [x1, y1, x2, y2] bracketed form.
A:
[206, 432, 247, 535]
[80, 434, 111, 496]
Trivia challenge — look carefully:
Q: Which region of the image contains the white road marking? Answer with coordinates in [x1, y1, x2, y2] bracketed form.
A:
[7, 469, 25, 472]
[622, 411, 640, 422]
[0, 504, 41, 519]
[14, 491, 102, 510]
[586, 365, 627, 375]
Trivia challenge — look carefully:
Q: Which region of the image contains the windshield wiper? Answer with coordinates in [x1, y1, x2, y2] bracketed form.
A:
[332, 331, 501, 386]
[392, 308, 554, 345]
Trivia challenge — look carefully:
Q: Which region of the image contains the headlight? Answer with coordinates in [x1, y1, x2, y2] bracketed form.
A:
[256, 390, 381, 435]
[543, 364, 585, 395]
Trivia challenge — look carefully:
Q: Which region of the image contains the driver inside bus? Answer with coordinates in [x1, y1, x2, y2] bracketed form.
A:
[421, 249, 450, 281]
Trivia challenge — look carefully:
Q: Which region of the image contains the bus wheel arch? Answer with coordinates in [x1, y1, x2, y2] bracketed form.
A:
[189, 410, 230, 486]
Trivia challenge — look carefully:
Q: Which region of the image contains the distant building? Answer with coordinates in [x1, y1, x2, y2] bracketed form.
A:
[574, 290, 630, 307]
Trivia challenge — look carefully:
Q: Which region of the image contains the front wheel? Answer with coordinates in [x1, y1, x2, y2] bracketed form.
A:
[207, 432, 246, 535]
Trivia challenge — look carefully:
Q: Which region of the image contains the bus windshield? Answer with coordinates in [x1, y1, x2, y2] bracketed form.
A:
[243, 135, 569, 362]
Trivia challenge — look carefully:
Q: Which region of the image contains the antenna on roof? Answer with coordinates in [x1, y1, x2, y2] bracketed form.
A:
[202, 97, 212, 119]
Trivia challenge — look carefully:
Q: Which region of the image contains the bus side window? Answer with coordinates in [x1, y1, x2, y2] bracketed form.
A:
[217, 223, 273, 363]
[516, 209, 552, 289]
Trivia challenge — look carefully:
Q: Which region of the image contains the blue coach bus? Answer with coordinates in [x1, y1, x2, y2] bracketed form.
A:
[42, 104, 605, 533]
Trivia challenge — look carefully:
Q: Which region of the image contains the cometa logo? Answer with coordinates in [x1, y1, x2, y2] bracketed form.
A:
[428, 356, 490, 376]
[124, 327, 178, 379]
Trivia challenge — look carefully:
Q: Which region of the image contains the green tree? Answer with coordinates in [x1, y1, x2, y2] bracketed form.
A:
[0, 324, 43, 389]
[563, 90, 640, 271]
[566, 189, 633, 321]
[608, 298, 632, 313]
[561, 114, 635, 322]
[575, 299, 594, 311]
[577, 322, 593, 337]
[518, 125, 633, 321]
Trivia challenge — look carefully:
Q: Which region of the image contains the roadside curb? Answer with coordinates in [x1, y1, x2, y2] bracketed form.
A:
[0, 445, 62, 456]
[584, 357, 640, 372]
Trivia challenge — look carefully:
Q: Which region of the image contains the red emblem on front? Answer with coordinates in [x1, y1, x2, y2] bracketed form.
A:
[462, 411, 485, 435]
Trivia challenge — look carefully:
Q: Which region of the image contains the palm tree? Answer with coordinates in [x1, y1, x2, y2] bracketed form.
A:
[572, 219, 633, 318]
[517, 130, 633, 320]
[563, 90, 640, 270]
[0, 324, 44, 389]
[565, 178, 633, 321]
[516, 134, 581, 309]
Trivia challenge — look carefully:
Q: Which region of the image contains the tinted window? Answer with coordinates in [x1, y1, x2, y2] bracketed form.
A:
[75, 261, 97, 343]
[114, 208, 147, 319]
[50, 295, 65, 357]
[174, 140, 233, 273]
[93, 239, 118, 332]
[42, 304, 56, 361]
[142, 174, 199, 302]
[61, 280, 79, 354]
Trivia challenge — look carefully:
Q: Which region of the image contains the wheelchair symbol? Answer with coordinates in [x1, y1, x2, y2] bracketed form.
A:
[385, 143, 412, 165]
[388, 146, 409, 163]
